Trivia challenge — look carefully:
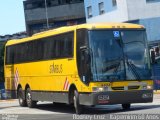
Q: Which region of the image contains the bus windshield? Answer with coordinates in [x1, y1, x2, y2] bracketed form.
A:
[89, 30, 151, 82]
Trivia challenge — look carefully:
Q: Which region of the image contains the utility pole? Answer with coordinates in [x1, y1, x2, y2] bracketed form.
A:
[45, 0, 49, 29]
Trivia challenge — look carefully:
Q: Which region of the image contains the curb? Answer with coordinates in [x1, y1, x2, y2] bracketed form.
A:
[0, 99, 17, 102]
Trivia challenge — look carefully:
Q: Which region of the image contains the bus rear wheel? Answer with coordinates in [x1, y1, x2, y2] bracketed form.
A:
[26, 88, 37, 108]
[122, 104, 131, 110]
[18, 88, 27, 107]
[73, 90, 83, 114]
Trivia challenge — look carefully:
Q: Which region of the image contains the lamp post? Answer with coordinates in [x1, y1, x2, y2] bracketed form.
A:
[45, 0, 49, 29]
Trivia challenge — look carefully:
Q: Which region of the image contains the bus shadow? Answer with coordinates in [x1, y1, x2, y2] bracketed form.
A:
[36, 103, 75, 114]
[35, 103, 160, 114]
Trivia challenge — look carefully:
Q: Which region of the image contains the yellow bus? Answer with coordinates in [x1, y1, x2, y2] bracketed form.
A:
[4, 23, 153, 114]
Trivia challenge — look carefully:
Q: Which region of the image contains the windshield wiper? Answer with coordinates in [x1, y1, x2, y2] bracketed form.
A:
[126, 59, 141, 80]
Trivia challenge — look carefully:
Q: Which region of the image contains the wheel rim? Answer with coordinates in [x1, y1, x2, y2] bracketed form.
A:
[19, 96, 23, 104]
[18, 91, 23, 104]
[27, 92, 31, 105]
[74, 96, 77, 108]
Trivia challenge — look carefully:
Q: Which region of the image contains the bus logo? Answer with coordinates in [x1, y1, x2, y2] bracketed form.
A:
[63, 78, 70, 91]
[113, 31, 120, 38]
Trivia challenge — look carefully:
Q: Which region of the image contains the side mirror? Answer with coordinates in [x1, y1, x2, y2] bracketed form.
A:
[80, 46, 91, 85]
[80, 46, 91, 64]
[84, 50, 91, 64]
[80, 46, 87, 51]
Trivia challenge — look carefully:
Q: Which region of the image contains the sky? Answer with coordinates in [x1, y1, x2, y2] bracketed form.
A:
[0, 0, 25, 35]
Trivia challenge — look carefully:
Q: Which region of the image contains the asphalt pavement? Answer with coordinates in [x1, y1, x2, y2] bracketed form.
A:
[0, 94, 160, 120]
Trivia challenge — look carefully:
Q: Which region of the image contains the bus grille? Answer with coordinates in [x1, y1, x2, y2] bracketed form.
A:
[112, 87, 124, 90]
[128, 86, 139, 90]
[112, 86, 140, 90]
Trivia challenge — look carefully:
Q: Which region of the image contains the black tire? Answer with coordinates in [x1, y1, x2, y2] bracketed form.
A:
[122, 104, 131, 110]
[73, 90, 83, 114]
[26, 88, 37, 108]
[18, 88, 27, 107]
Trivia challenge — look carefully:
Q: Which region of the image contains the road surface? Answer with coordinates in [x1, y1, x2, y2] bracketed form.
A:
[0, 94, 160, 120]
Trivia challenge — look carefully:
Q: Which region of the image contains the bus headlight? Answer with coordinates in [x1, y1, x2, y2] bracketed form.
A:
[142, 85, 153, 90]
[92, 87, 109, 92]
[147, 85, 153, 90]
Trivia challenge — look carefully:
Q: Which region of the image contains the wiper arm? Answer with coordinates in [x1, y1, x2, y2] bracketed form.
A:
[113, 62, 121, 73]
[113, 59, 124, 74]
[126, 60, 141, 80]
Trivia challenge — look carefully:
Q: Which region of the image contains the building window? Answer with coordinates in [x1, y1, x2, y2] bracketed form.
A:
[59, 0, 83, 4]
[112, 0, 117, 6]
[25, 3, 33, 9]
[50, 0, 59, 6]
[24, 0, 84, 10]
[146, 0, 160, 3]
[87, 6, 92, 18]
[99, 2, 105, 15]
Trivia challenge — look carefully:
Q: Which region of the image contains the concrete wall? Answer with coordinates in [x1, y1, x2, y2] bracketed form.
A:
[127, 0, 160, 21]
[85, 0, 160, 23]
[25, 2, 85, 23]
[84, 0, 117, 18]
[139, 17, 160, 41]
[85, 0, 129, 23]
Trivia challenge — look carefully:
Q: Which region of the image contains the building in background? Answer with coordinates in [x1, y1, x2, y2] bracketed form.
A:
[0, 32, 27, 41]
[23, 0, 86, 36]
[84, 0, 160, 45]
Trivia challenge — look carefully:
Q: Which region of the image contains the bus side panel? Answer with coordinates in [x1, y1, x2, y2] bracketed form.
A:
[12, 58, 78, 102]
[5, 65, 17, 99]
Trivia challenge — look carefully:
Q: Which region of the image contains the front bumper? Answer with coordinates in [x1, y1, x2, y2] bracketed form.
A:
[79, 90, 153, 106]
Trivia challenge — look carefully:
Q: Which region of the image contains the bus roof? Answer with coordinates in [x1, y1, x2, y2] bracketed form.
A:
[6, 23, 144, 46]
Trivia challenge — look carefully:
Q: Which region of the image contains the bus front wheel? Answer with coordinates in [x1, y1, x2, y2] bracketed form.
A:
[26, 88, 37, 108]
[122, 104, 131, 110]
[18, 88, 27, 107]
[73, 90, 83, 114]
